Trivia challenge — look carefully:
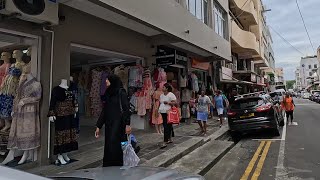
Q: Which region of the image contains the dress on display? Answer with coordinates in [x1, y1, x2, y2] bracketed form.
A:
[48, 86, 78, 155]
[0, 62, 24, 118]
[7, 77, 41, 150]
[0, 62, 10, 86]
[151, 90, 163, 125]
[114, 65, 129, 91]
[128, 66, 143, 88]
[191, 73, 199, 92]
[137, 91, 146, 116]
[70, 81, 80, 133]
[90, 69, 103, 117]
[143, 69, 153, 110]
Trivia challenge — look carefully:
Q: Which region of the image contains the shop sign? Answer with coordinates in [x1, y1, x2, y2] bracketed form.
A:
[222, 66, 233, 80]
[191, 59, 210, 70]
[155, 46, 187, 67]
[251, 73, 257, 82]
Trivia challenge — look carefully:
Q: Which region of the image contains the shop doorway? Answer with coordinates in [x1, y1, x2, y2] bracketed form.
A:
[69, 44, 143, 147]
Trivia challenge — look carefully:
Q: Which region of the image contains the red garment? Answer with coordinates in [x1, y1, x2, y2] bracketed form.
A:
[282, 97, 294, 111]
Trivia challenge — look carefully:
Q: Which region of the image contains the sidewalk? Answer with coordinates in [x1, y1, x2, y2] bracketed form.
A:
[26, 117, 228, 176]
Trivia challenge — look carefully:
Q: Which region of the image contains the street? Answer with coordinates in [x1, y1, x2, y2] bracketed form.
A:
[205, 98, 320, 180]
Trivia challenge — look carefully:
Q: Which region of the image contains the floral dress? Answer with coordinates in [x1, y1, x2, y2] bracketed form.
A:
[151, 90, 163, 125]
[89, 69, 103, 117]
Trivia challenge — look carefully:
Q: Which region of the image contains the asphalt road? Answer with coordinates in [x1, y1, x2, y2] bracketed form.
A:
[205, 98, 320, 180]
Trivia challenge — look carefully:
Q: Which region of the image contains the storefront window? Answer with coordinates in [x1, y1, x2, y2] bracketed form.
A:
[0, 30, 41, 167]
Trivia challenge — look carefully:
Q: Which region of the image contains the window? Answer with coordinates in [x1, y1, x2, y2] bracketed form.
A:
[314, 64, 317, 69]
[309, 65, 312, 69]
[187, 0, 208, 24]
[213, 3, 226, 38]
[309, 72, 312, 76]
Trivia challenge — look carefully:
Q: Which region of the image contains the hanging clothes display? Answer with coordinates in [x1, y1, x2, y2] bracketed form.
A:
[0, 62, 10, 86]
[128, 66, 143, 88]
[89, 69, 103, 117]
[191, 73, 199, 92]
[77, 72, 87, 115]
[181, 103, 190, 119]
[48, 86, 78, 155]
[136, 90, 146, 116]
[179, 74, 187, 88]
[181, 89, 192, 103]
[70, 80, 80, 133]
[151, 89, 163, 125]
[143, 68, 153, 110]
[7, 77, 41, 150]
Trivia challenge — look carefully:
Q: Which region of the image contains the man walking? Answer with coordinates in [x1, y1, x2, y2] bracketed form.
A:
[196, 90, 212, 136]
[282, 93, 295, 125]
[213, 90, 229, 128]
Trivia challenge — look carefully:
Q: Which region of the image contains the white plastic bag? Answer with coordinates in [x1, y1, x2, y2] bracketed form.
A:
[122, 135, 140, 168]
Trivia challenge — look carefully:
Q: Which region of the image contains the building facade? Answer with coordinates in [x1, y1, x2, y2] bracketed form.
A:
[298, 55, 319, 90]
[0, 0, 233, 167]
[217, 0, 275, 95]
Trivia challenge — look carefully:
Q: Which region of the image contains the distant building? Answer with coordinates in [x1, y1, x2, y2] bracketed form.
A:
[295, 67, 301, 90]
[298, 55, 319, 90]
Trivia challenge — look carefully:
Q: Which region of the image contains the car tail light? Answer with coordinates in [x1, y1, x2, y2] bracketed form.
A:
[227, 110, 236, 116]
[256, 104, 272, 112]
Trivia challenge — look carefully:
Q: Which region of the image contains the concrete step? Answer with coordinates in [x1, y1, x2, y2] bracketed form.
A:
[168, 140, 234, 176]
[141, 137, 205, 168]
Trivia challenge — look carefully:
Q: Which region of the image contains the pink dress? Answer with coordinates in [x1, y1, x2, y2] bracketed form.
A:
[0, 63, 10, 87]
[152, 90, 163, 125]
[137, 91, 146, 116]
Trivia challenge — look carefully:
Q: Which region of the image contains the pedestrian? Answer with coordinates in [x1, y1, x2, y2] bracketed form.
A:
[213, 90, 229, 127]
[95, 74, 132, 167]
[282, 93, 295, 125]
[158, 83, 177, 148]
[196, 90, 212, 136]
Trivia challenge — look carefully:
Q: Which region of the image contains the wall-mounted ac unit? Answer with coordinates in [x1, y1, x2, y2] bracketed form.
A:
[0, 0, 59, 25]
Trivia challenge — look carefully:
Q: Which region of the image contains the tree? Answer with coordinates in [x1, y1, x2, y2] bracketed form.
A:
[286, 80, 296, 89]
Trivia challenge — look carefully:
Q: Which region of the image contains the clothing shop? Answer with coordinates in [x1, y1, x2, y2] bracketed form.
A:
[0, 25, 47, 167]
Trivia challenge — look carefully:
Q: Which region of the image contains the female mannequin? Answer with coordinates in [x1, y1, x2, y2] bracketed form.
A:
[2, 63, 42, 165]
[0, 52, 11, 128]
[0, 50, 25, 132]
[48, 79, 78, 165]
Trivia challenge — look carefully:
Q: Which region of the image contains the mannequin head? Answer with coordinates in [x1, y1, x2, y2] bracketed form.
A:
[27, 47, 32, 57]
[12, 50, 23, 62]
[1, 52, 11, 63]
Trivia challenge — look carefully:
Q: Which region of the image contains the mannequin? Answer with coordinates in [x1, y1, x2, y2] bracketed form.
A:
[48, 79, 78, 165]
[0, 52, 12, 128]
[0, 50, 25, 132]
[2, 63, 41, 165]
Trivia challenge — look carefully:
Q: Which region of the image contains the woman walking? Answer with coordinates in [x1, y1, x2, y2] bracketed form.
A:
[95, 74, 132, 167]
[159, 83, 177, 148]
[282, 93, 295, 125]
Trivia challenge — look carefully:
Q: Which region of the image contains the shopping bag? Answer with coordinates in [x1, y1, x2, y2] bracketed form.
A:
[122, 134, 140, 168]
[167, 107, 180, 124]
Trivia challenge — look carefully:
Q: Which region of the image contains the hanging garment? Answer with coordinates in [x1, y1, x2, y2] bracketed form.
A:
[181, 89, 192, 103]
[130, 95, 138, 112]
[70, 81, 80, 133]
[137, 92, 146, 116]
[0, 63, 24, 118]
[158, 68, 167, 83]
[191, 73, 199, 92]
[90, 69, 103, 117]
[173, 90, 181, 107]
[143, 69, 153, 110]
[48, 86, 78, 155]
[179, 75, 187, 88]
[0, 62, 10, 87]
[151, 90, 163, 125]
[128, 66, 143, 88]
[7, 77, 41, 150]
[114, 65, 129, 91]
[182, 103, 190, 119]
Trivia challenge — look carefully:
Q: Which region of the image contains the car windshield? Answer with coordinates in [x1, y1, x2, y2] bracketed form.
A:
[231, 98, 265, 109]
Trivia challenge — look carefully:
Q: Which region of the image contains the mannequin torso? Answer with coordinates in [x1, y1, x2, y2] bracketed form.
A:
[59, 79, 68, 89]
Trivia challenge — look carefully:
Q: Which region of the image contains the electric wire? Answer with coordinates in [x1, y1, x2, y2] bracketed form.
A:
[295, 0, 315, 53]
[269, 26, 305, 56]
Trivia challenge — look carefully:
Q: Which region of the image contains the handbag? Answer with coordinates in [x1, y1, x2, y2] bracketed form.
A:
[122, 134, 140, 168]
[167, 107, 180, 124]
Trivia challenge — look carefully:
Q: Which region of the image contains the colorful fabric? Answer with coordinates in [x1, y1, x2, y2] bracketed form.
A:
[128, 66, 143, 88]
[7, 77, 41, 150]
[90, 69, 103, 117]
[0, 64, 23, 96]
[152, 90, 163, 125]
[0, 94, 14, 118]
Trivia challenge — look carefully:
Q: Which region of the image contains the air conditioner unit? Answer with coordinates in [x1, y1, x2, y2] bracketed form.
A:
[0, 0, 59, 25]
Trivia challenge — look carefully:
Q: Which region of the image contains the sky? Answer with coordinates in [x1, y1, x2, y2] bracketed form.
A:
[262, 0, 320, 80]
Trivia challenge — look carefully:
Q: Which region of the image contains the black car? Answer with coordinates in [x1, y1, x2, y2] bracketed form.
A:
[227, 96, 284, 141]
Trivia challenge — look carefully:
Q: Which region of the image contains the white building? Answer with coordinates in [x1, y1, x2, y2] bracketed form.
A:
[295, 67, 301, 90]
[299, 55, 319, 89]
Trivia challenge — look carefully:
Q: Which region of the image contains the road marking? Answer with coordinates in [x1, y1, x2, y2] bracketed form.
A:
[251, 141, 272, 180]
[290, 122, 298, 126]
[252, 139, 282, 141]
[275, 116, 287, 179]
[240, 141, 266, 180]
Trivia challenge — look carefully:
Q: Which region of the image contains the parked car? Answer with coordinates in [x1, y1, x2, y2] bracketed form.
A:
[227, 96, 284, 141]
[309, 91, 320, 101]
[303, 92, 311, 99]
[50, 166, 205, 180]
[314, 93, 320, 103]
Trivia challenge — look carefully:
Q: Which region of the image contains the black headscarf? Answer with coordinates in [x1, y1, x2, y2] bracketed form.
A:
[105, 74, 123, 96]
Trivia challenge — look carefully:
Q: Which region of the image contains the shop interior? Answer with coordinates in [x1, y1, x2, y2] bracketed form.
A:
[0, 31, 40, 166]
[69, 44, 144, 147]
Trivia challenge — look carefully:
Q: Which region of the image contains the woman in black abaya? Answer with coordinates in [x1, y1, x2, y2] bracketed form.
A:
[95, 74, 131, 167]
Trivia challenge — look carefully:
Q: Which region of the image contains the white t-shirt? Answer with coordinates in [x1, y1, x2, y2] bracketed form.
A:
[159, 92, 177, 113]
[197, 95, 212, 112]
